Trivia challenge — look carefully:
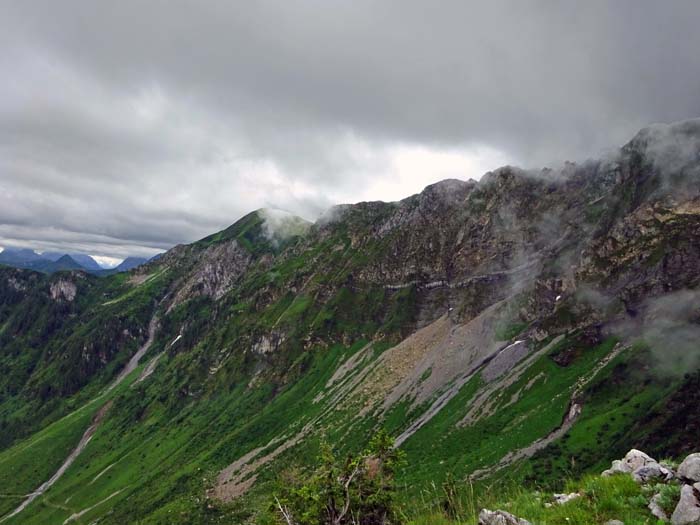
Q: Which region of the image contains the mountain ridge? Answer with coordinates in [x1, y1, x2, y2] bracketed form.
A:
[0, 118, 699, 524]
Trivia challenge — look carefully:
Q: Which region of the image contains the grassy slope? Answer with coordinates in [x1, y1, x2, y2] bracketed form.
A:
[1, 342, 359, 524]
[2, 319, 681, 524]
[407, 473, 668, 525]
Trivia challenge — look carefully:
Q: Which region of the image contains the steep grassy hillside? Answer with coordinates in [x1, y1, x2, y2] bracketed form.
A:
[1, 120, 699, 524]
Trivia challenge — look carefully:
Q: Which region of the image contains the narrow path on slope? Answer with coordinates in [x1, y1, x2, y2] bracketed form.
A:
[384, 228, 572, 292]
[62, 488, 125, 524]
[0, 314, 159, 523]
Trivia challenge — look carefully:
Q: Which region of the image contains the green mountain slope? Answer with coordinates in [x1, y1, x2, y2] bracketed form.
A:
[1, 120, 699, 524]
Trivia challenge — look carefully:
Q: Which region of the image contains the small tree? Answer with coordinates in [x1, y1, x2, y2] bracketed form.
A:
[273, 430, 404, 525]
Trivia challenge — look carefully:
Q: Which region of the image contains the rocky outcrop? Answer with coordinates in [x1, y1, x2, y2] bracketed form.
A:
[602, 449, 674, 483]
[679, 454, 700, 483]
[478, 509, 531, 525]
[50, 278, 77, 302]
[601, 450, 700, 525]
[671, 483, 700, 525]
[170, 240, 253, 308]
[251, 332, 286, 355]
[7, 276, 27, 292]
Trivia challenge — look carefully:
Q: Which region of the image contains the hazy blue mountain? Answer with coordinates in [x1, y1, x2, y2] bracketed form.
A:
[0, 247, 43, 265]
[40, 251, 66, 262]
[23, 255, 86, 273]
[42, 252, 103, 271]
[114, 256, 148, 272]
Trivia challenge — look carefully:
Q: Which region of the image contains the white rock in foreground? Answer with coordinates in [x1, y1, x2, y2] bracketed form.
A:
[678, 453, 700, 483]
[479, 508, 531, 525]
[622, 449, 657, 472]
[602, 449, 673, 483]
[649, 492, 669, 521]
[552, 492, 581, 505]
[671, 483, 700, 525]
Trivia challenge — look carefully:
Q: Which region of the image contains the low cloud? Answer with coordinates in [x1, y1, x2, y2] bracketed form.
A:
[608, 289, 700, 377]
[639, 290, 700, 376]
[630, 119, 700, 197]
[259, 208, 311, 247]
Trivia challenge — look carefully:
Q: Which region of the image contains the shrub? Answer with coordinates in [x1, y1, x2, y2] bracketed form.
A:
[272, 430, 405, 525]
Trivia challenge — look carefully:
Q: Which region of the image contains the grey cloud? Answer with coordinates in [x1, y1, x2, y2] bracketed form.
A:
[631, 119, 700, 198]
[1, 1, 700, 257]
[620, 290, 700, 377]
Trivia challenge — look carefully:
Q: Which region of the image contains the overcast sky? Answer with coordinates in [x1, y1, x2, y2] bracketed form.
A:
[1, 1, 700, 261]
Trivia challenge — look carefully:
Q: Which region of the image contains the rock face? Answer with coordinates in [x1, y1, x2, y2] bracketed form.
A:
[251, 332, 286, 355]
[671, 483, 700, 525]
[478, 509, 531, 525]
[49, 278, 77, 302]
[679, 454, 700, 483]
[170, 240, 253, 308]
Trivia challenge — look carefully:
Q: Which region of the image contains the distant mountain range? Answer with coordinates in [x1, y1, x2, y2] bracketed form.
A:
[0, 248, 153, 275]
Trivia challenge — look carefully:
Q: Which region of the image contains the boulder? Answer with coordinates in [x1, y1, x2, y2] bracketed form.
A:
[622, 449, 657, 472]
[478, 509, 532, 525]
[602, 449, 673, 483]
[603, 459, 627, 476]
[634, 463, 675, 483]
[649, 492, 669, 521]
[552, 492, 581, 505]
[679, 454, 700, 483]
[662, 461, 679, 479]
[671, 483, 700, 525]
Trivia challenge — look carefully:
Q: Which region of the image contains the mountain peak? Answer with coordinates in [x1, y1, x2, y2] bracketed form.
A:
[115, 256, 149, 272]
[43, 252, 103, 271]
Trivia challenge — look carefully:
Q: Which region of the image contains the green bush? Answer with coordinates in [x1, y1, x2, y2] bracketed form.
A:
[272, 431, 405, 525]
